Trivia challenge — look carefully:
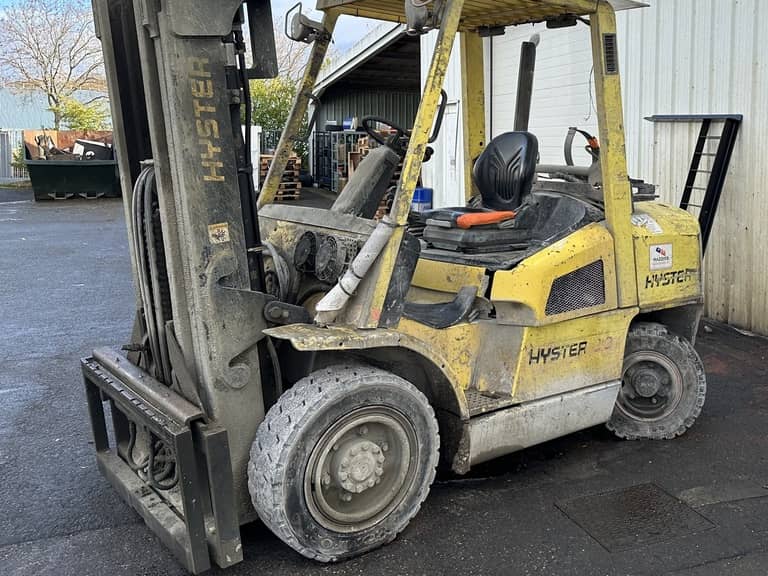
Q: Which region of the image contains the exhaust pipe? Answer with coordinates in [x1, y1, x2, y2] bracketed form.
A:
[514, 34, 539, 132]
[314, 218, 396, 324]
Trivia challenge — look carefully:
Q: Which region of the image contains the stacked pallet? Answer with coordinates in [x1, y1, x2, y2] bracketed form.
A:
[260, 154, 301, 201]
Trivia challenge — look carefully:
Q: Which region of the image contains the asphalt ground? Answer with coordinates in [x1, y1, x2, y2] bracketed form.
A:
[1, 188, 767, 576]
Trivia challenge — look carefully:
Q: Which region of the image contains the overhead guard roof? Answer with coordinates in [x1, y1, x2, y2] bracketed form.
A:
[315, 0, 645, 30]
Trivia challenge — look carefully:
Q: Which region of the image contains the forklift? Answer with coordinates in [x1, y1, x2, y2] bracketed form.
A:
[85, 0, 707, 572]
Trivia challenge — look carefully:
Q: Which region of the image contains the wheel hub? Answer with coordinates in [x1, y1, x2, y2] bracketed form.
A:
[618, 350, 684, 421]
[305, 406, 417, 533]
[335, 440, 385, 494]
[630, 367, 662, 397]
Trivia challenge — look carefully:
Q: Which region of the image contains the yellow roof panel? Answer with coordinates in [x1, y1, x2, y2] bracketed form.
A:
[316, 0, 605, 30]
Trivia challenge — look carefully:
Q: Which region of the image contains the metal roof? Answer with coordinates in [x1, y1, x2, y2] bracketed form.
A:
[0, 89, 54, 129]
[316, 0, 646, 29]
[315, 23, 419, 94]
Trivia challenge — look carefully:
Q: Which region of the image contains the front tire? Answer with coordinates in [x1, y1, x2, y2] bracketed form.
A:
[248, 363, 439, 562]
[607, 323, 706, 440]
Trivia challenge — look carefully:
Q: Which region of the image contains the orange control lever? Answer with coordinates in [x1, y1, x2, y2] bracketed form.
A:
[456, 211, 517, 229]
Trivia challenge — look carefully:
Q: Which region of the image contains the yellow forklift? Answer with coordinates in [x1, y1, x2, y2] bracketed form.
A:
[85, 0, 706, 572]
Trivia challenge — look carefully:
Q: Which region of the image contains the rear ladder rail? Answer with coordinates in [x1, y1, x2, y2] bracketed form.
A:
[645, 114, 742, 252]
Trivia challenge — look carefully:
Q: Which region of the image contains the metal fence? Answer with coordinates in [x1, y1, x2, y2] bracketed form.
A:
[259, 129, 282, 154]
[0, 129, 27, 182]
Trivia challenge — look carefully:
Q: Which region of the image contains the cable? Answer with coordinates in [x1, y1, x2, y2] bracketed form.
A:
[265, 336, 284, 398]
[263, 241, 294, 302]
[234, 21, 268, 294]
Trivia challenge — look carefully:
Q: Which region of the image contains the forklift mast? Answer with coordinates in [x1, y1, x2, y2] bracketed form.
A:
[90, 0, 280, 563]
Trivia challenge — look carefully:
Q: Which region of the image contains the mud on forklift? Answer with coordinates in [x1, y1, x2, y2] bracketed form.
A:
[84, 0, 707, 572]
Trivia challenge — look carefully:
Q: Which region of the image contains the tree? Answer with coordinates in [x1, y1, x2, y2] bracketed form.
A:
[251, 75, 309, 161]
[251, 76, 300, 132]
[0, 0, 106, 129]
[53, 97, 111, 131]
[248, 21, 338, 162]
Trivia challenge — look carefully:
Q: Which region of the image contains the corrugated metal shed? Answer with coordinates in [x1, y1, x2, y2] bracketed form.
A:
[424, 0, 768, 333]
[0, 89, 54, 129]
[313, 22, 421, 130]
[315, 88, 420, 133]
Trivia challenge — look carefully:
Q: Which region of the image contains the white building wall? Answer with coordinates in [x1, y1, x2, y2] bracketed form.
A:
[419, 31, 466, 209]
[617, 0, 768, 334]
[490, 22, 598, 167]
[424, 0, 768, 333]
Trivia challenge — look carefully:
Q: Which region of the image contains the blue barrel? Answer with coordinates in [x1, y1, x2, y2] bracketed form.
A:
[412, 187, 433, 212]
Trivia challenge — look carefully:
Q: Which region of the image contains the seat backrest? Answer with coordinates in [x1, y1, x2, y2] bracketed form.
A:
[473, 132, 538, 211]
[331, 145, 400, 218]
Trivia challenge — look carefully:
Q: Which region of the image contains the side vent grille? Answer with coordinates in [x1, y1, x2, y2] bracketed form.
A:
[545, 260, 605, 316]
[603, 33, 618, 75]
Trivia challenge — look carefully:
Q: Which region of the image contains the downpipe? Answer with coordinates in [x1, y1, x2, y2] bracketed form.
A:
[314, 217, 396, 324]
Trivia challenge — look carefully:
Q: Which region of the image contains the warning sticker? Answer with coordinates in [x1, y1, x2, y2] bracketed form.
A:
[208, 222, 231, 245]
[631, 213, 663, 235]
[650, 244, 673, 270]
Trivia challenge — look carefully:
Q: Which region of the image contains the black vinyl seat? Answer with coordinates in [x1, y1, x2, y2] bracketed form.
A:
[422, 132, 539, 253]
[473, 131, 538, 210]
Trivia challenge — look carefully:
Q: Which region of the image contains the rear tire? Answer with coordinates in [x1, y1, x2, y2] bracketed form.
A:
[607, 323, 706, 440]
[248, 363, 439, 562]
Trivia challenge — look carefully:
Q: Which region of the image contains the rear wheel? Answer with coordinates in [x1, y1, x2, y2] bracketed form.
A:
[248, 363, 439, 562]
[607, 323, 706, 440]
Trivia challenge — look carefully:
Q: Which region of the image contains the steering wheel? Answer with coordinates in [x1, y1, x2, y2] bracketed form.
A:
[361, 116, 411, 148]
[361, 90, 449, 150]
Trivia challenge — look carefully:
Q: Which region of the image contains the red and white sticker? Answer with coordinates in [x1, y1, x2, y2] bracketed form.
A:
[650, 243, 673, 270]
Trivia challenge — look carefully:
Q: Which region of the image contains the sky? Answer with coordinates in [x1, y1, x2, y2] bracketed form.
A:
[0, 0, 375, 54]
[272, 0, 376, 52]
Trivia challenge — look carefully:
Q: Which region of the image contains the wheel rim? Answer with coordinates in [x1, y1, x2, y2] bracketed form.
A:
[304, 406, 419, 533]
[617, 350, 684, 422]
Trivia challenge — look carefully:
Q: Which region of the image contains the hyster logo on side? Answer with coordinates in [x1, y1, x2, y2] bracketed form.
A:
[528, 341, 588, 365]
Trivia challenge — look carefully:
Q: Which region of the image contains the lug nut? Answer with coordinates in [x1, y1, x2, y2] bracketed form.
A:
[339, 471, 348, 481]
[362, 443, 370, 451]
[375, 466, 383, 476]
[376, 455, 385, 463]
[381, 442, 389, 452]
[358, 426, 368, 435]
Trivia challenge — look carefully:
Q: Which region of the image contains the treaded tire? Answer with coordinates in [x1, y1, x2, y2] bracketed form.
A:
[248, 363, 439, 562]
[607, 322, 706, 440]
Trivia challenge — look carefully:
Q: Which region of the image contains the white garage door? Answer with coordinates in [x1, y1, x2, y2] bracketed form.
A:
[421, 22, 599, 208]
[490, 22, 598, 167]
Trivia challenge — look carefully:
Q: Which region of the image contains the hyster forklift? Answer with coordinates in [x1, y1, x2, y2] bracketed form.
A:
[85, 0, 707, 572]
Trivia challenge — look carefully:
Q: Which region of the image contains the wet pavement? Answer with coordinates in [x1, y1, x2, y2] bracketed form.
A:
[1, 190, 767, 576]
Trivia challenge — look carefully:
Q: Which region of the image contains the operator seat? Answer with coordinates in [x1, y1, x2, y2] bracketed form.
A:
[422, 132, 538, 253]
[475, 131, 538, 211]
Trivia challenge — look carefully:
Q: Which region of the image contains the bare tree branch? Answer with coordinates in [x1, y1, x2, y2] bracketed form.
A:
[0, 0, 107, 129]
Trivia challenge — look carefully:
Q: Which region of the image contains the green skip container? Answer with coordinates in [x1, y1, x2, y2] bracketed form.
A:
[26, 159, 120, 201]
